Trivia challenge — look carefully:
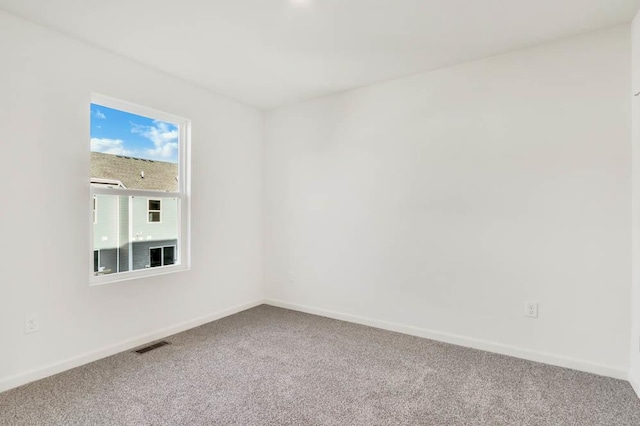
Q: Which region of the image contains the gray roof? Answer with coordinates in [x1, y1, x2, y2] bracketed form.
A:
[91, 152, 178, 192]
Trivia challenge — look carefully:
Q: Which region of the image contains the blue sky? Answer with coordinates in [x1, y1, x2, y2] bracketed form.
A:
[90, 103, 179, 163]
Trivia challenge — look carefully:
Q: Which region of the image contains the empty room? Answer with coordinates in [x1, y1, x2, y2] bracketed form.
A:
[2, 0, 640, 424]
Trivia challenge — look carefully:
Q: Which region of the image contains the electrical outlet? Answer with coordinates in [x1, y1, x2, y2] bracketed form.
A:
[25, 314, 40, 334]
[524, 302, 538, 318]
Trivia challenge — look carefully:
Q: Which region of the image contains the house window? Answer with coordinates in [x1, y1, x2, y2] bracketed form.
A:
[148, 199, 161, 223]
[149, 246, 176, 268]
[90, 94, 190, 285]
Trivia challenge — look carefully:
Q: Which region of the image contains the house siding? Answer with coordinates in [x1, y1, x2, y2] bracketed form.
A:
[97, 248, 118, 273]
[93, 195, 181, 274]
[93, 195, 118, 250]
[131, 196, 178, 241]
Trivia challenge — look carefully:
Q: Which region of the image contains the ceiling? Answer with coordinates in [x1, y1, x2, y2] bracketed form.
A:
[0, 0, 638, 109]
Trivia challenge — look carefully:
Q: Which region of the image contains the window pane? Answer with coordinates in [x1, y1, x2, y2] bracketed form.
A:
[148, 200, 161, 211]
[163, 246, 175, 266]
[90, 103, 179, 192]
[92, 194, 125, 275]
[93, 194, 179, 274]
[150, 248, 162, 268]
[148, 211, 161, 222]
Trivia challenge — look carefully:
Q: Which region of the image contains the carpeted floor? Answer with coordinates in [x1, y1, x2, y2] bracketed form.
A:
[1, 305, 639, 425]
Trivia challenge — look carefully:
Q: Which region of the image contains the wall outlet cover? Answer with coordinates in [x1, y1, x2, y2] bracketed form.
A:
[525, 302, 538, 318]
[25, 314, 40, 334]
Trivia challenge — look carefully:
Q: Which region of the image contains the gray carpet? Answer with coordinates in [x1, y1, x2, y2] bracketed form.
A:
[1, 305, 639, 425]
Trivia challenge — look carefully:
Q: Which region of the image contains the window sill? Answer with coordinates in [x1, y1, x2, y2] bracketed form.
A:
[89, 263, 190, 286]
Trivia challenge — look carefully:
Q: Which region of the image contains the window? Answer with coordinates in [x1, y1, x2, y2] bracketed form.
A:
[148, 199, 161, 223]
[90, 94, 190, 285]
[149, 246, 176, 268]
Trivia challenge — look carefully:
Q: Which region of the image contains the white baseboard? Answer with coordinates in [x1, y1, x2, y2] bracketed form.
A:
[629, 367, 640, 398]
[3, 298, 629, 395]
[265, 298, 628, 381]
[0, 298, 265, 394]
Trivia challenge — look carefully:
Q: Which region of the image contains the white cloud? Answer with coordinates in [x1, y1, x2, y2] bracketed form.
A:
[94, 110, 106, 119]
[132, 120, 178, 161]
[90, 138, 133, 156]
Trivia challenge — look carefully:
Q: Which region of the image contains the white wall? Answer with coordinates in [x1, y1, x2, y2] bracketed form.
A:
[630, 11, 640, 395]
[0, 7, 633, 394]
[264, 26, 632, 378]
[0, 10, 264, 391]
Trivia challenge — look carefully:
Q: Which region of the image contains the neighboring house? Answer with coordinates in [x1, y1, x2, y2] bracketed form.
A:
[91, 152, 179, 274]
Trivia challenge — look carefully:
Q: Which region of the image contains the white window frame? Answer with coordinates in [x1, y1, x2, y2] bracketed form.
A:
[147, 199, 162, 223]
[89, 93, 191, 285]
